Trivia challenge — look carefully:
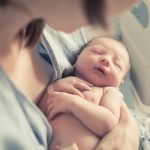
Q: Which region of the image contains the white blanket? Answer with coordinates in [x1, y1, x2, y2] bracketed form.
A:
[130, 110, 150, 150]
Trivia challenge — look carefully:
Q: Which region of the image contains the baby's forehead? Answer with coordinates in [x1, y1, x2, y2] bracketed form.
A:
[89, 37, 121, 47]
[87, 37, 130, 68]
[88, 37, 128, 56]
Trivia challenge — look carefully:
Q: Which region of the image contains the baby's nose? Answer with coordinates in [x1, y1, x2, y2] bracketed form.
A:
[100, 57, 110, 66]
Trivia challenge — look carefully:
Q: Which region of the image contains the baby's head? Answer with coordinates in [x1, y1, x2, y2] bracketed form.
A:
[75, 37, 130, 88]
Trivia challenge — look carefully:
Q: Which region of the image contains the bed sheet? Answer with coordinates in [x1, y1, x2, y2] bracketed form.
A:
[120, 75, 150, 150]
[130, 110, 150, 150]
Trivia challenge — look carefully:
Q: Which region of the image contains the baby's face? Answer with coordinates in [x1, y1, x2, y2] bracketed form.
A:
[75, 37, 129, 87]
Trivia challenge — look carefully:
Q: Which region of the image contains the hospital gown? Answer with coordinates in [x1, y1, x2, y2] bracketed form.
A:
[0, 67, 52, 150]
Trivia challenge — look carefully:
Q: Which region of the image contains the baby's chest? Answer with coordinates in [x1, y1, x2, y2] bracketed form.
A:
[82, 87, 103, 105]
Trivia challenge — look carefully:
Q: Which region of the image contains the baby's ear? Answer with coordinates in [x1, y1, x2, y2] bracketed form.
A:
[77, 54, 80, 59]
[73, 55, 79, 67]
[75, 55, 80, 63]
[121, 79, 124, 84]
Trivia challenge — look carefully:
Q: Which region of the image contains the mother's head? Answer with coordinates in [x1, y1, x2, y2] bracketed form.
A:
[0, 0, 138, 60]
[0, 0, 138, 32]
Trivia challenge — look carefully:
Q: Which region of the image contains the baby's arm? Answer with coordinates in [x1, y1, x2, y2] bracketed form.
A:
[47, 87, 122, 137]
[48, 76, 93, 97]
[68, 87, 122, 137]
[99, 87, 122, 134]
[38, 76, 92, 114]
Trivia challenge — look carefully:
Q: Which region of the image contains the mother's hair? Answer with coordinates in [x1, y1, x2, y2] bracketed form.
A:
[0, 0, 9, 6]
[0, 0, 46, 47]
[17, 19, 45, 47]
[84, 0, 106, 28]
[0, 0, 106, 46]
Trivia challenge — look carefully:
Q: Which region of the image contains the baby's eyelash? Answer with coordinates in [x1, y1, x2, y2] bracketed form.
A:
[92, 49, 105, 55]
[114, 63, 121, 70]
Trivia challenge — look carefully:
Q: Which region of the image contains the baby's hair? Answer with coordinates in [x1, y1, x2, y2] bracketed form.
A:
[79, 36, 108, 53]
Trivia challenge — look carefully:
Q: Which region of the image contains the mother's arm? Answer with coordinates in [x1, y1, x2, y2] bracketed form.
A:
[95, 101, 139, 150]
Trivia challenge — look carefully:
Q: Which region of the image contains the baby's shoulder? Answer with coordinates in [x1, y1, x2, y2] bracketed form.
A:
[103, 86, 120, 94]
[91, 86, 103, 92]
[103, 86, 123, 97]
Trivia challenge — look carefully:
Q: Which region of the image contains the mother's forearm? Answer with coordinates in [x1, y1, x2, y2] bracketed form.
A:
[94, 101, 139, 150]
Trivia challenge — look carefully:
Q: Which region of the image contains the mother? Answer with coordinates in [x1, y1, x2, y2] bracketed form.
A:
[0, 0, 139, 150]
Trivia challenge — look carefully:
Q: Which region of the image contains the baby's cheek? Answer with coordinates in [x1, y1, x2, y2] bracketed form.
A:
[107, 72, 119, 85]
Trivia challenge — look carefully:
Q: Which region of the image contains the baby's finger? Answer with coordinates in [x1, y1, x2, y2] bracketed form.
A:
[46, 101, 57, 117]
[69, 87, 84, 98]
[53, 143, 79, 150]
[46, 106, 53, 118]
[78, 78, 93, 87]
[53, 145, 61, 150]
[75, 82, 92, 91]
[48, 107, 58, 120]
[48, 91, 60, 97]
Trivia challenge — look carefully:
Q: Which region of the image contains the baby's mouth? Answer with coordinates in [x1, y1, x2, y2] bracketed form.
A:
[96, 67, 105, 75]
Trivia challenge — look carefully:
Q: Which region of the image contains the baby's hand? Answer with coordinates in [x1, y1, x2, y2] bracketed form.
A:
[54, 143, 79, 150]
[48, 76, 93, 98]
[46, 92, 76, 120]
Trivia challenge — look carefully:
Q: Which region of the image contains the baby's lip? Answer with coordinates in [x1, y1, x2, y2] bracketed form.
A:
[96, 66, 105, 75]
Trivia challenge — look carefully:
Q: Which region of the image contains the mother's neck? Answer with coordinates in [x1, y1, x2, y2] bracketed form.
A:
[1, 38, 52, 104]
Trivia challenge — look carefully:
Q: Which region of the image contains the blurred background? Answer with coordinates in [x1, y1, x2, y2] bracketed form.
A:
[83, 0, 150, 113]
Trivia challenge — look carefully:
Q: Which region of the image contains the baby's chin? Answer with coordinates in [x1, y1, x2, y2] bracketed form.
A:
[88, 79, 119, 88]
[86, 79, 105, 87]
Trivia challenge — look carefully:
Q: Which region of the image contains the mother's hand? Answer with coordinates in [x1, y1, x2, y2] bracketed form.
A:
[95, 101, 139, 150]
